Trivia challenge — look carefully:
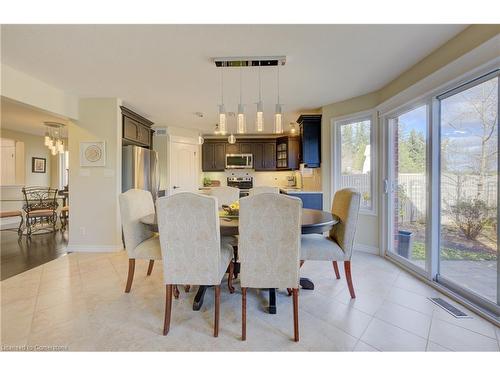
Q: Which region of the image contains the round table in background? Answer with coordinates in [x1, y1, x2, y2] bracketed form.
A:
[140, 208, 338, 313]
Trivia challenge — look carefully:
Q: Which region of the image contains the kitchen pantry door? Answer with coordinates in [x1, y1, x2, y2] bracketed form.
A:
[168, 138, 199, 195]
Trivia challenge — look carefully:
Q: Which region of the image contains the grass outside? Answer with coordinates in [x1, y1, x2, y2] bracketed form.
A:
[411, 242, 497, 261]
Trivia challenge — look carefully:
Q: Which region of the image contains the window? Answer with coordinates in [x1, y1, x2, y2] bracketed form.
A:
[335, 115, 375, 212]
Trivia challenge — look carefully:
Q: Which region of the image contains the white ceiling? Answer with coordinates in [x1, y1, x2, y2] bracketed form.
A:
[1, 25, 467, 134]
[1, 97, 69, 136]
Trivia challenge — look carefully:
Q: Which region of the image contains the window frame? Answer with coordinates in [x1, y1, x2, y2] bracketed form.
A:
[332, 110, 377, 215]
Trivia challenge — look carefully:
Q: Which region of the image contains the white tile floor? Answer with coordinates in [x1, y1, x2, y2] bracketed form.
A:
[1, 251, 499, 351]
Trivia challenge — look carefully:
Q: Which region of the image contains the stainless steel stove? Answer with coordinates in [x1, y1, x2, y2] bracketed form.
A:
[227, 176, 253, 197]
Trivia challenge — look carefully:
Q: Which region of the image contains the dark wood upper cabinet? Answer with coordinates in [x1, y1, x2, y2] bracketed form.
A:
[276, 136, 300, 170]
[214, 143, 226, 170]
[121, 106, 154, 148]
[297, 114, 322, 168]
[240, 143, 253, 154]
[202, 142, 226, 171]
[201, 139, 278, 172]
[225, 143, 240, 155]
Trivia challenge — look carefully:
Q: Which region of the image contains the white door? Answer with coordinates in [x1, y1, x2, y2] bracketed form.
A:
[0, 138, 16, 185]
[169, 140, 199, 195]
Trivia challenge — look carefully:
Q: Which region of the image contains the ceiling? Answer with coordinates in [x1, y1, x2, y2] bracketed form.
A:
[1, 97, 69, 136]
[1, 25, 467, 134]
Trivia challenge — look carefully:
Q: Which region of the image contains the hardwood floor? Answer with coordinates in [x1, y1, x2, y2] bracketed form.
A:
[0, 230, 68, 281]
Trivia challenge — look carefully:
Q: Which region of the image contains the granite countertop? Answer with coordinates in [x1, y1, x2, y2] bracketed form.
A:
[279, 188, 323, 194]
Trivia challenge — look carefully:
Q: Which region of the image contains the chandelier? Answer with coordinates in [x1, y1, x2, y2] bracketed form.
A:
[43, 122, 66, 156]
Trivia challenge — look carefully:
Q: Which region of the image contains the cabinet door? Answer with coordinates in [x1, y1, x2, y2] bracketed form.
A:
[253, 143, 264, 170]
[288, 137, 300, 170]
[123, 117, 137, 141]
[202, 143, 215, 171]
[301, 120, 321, 167]
[137, 125, 151, 146]
[214, 143, 226, 171]
[262, 142, 276, 170]
[225, 143, 240, 155]
[240, 143, 253, 154]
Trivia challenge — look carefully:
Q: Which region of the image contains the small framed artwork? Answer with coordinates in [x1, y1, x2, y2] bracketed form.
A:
[32, 157, 46, 173]
[80, 141, 106, 167]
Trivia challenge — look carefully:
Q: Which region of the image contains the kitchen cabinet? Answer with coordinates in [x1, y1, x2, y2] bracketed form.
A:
[276, 136, 300, 170]
[201, 139, 277, 171]
[202, 142, 226, 171]
[121, 106, 154, 148]
[281, 191, 323, 210]
[254, 142, 276, 171]
[297, 114, 322, 168]
[225, 143, 240, 155]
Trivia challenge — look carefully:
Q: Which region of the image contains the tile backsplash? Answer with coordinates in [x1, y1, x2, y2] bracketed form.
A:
[202, 168, 322, 191]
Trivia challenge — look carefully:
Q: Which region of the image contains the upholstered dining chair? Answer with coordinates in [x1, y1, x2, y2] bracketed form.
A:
[208, 186, 240, 207]
[248, 186, 280, 195]
[238, 193, 302, 342]
[156, 192, 234, 337]
[300, 188, 361, 298]
[118, 189, 162, 293]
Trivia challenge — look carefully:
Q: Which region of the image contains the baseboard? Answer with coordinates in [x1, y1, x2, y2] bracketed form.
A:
[66, 243, 124, 253]
[354, 243, 379, 255]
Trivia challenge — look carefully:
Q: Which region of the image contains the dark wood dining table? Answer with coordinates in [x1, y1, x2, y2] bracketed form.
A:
[140, 208, 338, 314]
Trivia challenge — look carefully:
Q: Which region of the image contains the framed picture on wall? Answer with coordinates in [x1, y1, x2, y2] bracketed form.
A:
[32, 157, 46, 173]
[80, 141, 106, 167]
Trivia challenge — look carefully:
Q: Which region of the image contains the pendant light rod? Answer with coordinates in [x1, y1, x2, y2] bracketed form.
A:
[258, 61, 262, 102]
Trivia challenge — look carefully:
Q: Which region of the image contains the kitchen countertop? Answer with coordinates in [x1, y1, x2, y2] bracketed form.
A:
[279, 188, 323, 194]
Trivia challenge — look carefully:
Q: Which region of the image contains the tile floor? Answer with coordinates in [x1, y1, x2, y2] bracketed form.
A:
[1, 251, 499, 351]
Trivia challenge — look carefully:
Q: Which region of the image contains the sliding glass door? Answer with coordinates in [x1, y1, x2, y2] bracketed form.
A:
[438, 73, 499, 308]
[384, 69, 499, 315]
[386, 104, 429, 273]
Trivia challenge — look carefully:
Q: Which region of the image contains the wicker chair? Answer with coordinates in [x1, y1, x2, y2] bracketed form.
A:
[21, 186, 59, 238]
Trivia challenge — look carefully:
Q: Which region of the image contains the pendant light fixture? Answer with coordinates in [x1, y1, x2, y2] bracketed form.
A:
[218, 63, 227, 135]
[274, 64, 283, 134]
[237, 66, 246, 134]
[255, 61, 264, 132]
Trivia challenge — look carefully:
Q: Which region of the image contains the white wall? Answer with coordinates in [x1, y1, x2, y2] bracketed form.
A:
[67, 98, 123, 252]
[1, 64, 79, 120]
[0, 128, 54, 187]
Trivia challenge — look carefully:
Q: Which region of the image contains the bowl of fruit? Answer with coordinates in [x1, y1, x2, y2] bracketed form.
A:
[222, 201, 240, 217]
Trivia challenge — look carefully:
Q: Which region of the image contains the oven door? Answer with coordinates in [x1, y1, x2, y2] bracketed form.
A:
[225, 154, 253, 169]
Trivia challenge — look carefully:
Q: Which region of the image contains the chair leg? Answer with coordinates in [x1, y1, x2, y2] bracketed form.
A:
[163, 284, 173, 335]
[292, 288, 299, 342]
[17, 215, 24, 237]
[147, 260, 154, 276]
[344, 261, 356, 298]
[214, 285, 221, 337]
[173, 285, 180, 299]
[332, 261, 341, 279]
[232, 246, 239, 279]
[288, 261, 305, 296]
[227, 262, 235, 294]
[241, 287, 247, 341]
[125, 259, 135, 293]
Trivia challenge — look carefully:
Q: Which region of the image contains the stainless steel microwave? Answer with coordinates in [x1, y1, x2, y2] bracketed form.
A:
[225, 154, 253, 169]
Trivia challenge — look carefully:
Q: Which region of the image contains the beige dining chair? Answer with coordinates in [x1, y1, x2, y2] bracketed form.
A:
[248, 186, 280, 195]
[238, 193, 302, 342]
[156, 192, 234, 337]
[300, 188, 361, 298]
[119, 189, 162, 293]
[208, 186, 240, 207]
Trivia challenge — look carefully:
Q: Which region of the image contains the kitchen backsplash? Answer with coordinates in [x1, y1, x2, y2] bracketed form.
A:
[202, 168, 322, 191]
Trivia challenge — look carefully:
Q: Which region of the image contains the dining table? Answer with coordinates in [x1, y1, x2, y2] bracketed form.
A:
[140, 208, 339, 314]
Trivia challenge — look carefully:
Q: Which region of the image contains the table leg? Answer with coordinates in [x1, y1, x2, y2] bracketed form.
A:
[268, 288, 277, 314]
[300, 277, 315, 290]
[193, 285, 209, 311]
